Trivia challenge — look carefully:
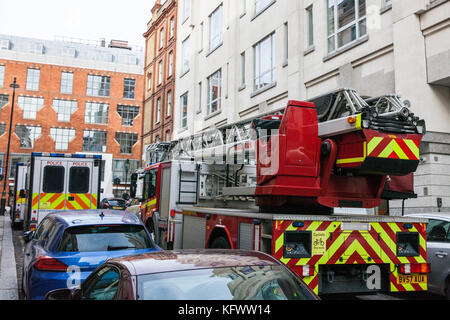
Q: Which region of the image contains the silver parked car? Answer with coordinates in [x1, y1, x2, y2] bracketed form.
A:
[407, 212, 450, 299]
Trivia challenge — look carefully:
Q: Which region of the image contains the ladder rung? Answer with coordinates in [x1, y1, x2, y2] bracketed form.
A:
[180, 191, 197, 194]
[180, 180, 197, 183]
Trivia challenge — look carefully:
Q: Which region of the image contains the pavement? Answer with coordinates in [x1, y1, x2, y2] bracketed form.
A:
[0, 210, 19, 300]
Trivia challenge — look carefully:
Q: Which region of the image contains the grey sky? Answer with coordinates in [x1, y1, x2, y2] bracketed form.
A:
[0, 0, 156, 48]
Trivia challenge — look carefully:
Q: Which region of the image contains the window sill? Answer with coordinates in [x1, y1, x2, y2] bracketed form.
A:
[206, 42, 223, 58]
[204, 109, 222, 121]
[380, 4, 392, 14]
[251, 0, 276, 21]
[323, 35, 369, 63]
[282, 61, 288, 68]
[250, 82, 277, 98]
[180, 68, 190, 78]
[178, 127, 188, 134]
[303, 45, 315, 56]
[238, 84, 246, 92]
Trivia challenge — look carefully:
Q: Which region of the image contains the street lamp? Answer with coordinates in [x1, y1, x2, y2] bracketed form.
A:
[124, 159, 130, 196]
[1, 78, 19, 216]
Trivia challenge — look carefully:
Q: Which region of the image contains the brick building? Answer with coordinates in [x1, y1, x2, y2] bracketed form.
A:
[142, 0, 178, 164]
[0, 34, 144, 200]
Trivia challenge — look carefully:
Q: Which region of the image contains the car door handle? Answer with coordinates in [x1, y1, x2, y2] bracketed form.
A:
[435, 251, 448, 258]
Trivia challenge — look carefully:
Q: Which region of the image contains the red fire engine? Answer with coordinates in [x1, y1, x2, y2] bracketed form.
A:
[131, 89, 429, 295]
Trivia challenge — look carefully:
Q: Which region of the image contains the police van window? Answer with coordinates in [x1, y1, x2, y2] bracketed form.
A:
[43, 166, 65, 193]
[69, 167, 90, 194]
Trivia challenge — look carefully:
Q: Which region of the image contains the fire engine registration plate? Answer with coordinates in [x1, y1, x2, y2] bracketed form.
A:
[113, 206, 122, 210]
[397, 274, 427, 285]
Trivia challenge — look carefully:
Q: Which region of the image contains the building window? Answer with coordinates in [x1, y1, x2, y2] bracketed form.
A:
[254, 33, 275, 91]
[183, 0, 191, 22]
[17, 96, 44, 120]
[115, 132, 138, 154]
[85, 102, 109, 124]
[117, 105, 139, 126]
[9, 154, 31, 179]
[50, 128, 76, 151]
[165, 130, 171, 142]
[168, 51, 174, 77]
[182, 37, 190, 74]
[180, 92, 188, 129]
[15, 125, 41, 149]
[60, 72, 74, 94]
[0, 123, 5, 136]
[158, 60, 163, 85]
[0, 94, 8, 109]
[0, 65, 4, 87]
[160, 28, 165, 48]
[170, 16, 175, 38]
[197, 82, 202, 113]
[26, 68, 40, 91]
[83, 130, 107, 152]
[385, 0, 392, 5]
[167, 90, 172, 116]
[147, 73, 152, 91]
[255, 0, 274, 16]
[155, 98, 161, 124]
[209, 5, 223, 52]
[123, 78, 136, 99]
[86, 74, 111, 97]
[327, 0, 366, 53]
[240, 52, 246, 87]
[306, 6, 314, 48]
[52, 99, 78, 122]
[113, 159, 139, 185]
[207, 69, 222, 115]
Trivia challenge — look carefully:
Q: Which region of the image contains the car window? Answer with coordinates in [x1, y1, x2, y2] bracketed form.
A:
[56, 224, 153, 252]
[34, 219, 54, 241]
[427, 219, 450, 242]
[138, 265, 316, 300]
[83, 267, 120, 300]
[108, 200, 125, 206]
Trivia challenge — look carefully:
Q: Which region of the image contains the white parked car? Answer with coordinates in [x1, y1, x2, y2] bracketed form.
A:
[407, 212, 450, 299]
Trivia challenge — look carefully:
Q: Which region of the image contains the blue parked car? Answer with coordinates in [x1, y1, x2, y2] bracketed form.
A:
[22, 209, 160, 300]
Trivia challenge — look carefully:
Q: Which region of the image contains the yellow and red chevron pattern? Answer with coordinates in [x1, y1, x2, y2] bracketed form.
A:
[32, 193, 97, 210]
[272, 219, 427, 294]
[16, 192, 26, 204]
[367, 136, 420, 160]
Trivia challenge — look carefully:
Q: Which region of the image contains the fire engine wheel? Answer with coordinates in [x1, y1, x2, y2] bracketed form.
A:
[446, 278, 450, 300]
[209, 236, 231, 249]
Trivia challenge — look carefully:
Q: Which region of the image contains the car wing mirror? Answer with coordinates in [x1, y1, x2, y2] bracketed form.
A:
[45, 288, 75, 300]
[23, 231, 34, 243]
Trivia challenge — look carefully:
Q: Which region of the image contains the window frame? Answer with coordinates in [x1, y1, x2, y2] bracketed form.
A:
[82, 130, 107, 153]
[253, 33, 275, 92]
[84, 102, 109, 125]
[60, 72, 74, 94]
[180, 92, 188, 129]
[86, 74, 111, 97]
[26, 68, 40, 91]
[209, 4, 223, 53]
[123, 78, 136, 100]
[207, 69, 222, 116]
[326, 0, 367, 54]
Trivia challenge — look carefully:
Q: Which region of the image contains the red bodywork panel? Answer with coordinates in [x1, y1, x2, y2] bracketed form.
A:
[255, 100, 422, 210]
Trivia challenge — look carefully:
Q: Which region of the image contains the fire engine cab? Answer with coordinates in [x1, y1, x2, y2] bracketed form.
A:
[23, 152, 102, 232]
[132, 89, 430, 296]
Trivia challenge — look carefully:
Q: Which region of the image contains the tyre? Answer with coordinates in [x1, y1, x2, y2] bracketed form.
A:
[209, 236, 231, 249]
[446, 279, 450, 300]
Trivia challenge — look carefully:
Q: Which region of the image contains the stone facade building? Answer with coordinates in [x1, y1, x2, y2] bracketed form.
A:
[173, 0, 450, 214]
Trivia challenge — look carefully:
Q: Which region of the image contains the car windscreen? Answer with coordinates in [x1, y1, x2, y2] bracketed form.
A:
[137, 265, 316, 300]
[57, 225, 152, 252]
[108, 200, 126, 206]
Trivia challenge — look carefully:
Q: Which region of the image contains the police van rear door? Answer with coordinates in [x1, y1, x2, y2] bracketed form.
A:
[66, 159, 95, 210]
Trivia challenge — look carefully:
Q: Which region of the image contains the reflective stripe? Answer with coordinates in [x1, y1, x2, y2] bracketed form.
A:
[273, 220, 428, 294]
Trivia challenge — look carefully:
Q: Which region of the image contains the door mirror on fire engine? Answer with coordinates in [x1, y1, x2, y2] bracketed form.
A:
[19, 189, 26, 198]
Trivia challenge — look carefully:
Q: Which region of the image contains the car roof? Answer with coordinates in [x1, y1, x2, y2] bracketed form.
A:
[109, 249, 282, 276]
[47, 209, 142, 228]
[406, 212, 450, 221]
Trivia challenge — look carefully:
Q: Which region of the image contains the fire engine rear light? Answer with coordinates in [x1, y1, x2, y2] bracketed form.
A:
[398, 263, 430, 275]
[33, 256, 68, 272]
[347, 116, 357, 124]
